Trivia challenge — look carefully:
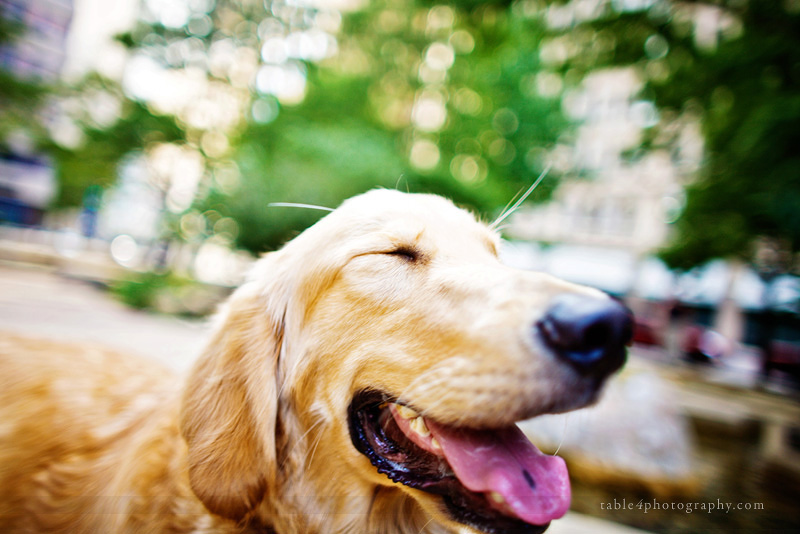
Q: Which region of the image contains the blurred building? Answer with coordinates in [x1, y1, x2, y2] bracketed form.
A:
[507, 68, 694, 296]
[503, 67, 800, 375]
[0, 154, 56, 225]
[508, 155, 680, 256]
[0, 0, 72, 226]
[0, 0, 73, 81]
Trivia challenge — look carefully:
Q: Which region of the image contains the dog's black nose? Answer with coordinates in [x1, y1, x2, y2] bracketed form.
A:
[537, 294, 633, 378]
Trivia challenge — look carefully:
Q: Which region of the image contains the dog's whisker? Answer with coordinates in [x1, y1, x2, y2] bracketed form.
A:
[394, 173, 409, 192]
[417, 516, 435, 534]
[492, 187, 525, 229]
[267, 202, 335, 212]
[399, 383, 462, 422]
[489, 164, 552, 230]
[303, 428, 325, 472]
[552, 413, 571, 457]
[280, 418, 325, 471]
[395, 372, 453, 408]
[402, 366, 459, 393]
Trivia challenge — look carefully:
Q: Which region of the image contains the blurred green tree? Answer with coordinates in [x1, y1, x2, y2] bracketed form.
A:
[46, 78, 185, 207]
[560, 0, 800, 273]
[54, 0, 570, 253]
[0, 3, 185, 210]
[208, 0, 569, 252]
[0, 6, 49, 150]
[8, 0, 582, 253]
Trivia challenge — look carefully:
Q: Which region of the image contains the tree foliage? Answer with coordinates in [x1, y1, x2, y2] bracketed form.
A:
[208, 0, 569, 252]
[47, 90, 185, 207]
[562, 0, 800, 271]
[0, 6, 49, 149]
[659, 2, 800, 272]
[3, 0, 572, 253]
[9, 0, 797, 270]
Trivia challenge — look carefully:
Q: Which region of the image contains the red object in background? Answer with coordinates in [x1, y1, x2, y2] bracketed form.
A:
[766, 340, 800, 385]
[682, 325, 704, 358]
[633, 317, 662, 346]
[682, 325, 731, 363]
[769, 340, 800, 366]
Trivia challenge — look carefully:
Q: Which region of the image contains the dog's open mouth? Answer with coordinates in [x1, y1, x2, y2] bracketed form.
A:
[348, 391, 569, 534]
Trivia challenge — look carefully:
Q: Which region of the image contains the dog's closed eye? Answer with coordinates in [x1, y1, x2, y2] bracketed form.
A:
[384, 247, 420, 262]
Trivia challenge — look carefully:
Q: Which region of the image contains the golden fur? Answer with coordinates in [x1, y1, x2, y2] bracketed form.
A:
[0, 190, 609, 533]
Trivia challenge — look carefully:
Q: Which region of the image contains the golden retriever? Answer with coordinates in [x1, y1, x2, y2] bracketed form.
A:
[0, 190, 632, 534]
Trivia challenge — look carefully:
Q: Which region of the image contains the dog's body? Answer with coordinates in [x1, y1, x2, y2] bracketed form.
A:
[0, 190, 631, 534]
[0, 336, 221, 533]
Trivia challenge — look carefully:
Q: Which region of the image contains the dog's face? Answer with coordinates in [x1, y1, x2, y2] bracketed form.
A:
[181, 190, 632, 534]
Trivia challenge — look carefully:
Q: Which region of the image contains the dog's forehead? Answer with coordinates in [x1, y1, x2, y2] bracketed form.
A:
[337, 189, 498, 250]
[339, 189, 479, 228]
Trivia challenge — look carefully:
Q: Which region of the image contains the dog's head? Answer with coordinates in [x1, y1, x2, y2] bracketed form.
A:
[180, 190, 632, 534]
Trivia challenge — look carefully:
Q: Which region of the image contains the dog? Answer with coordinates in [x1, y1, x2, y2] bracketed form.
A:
[0, 189, 632, 534]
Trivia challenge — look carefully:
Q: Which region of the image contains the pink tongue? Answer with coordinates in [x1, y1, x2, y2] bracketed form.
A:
[426, 420, 571, 526]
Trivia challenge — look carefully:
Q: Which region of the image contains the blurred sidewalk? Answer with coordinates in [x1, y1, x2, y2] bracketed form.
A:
[0, 261, 653, 534]
[0, 261, 208, 372]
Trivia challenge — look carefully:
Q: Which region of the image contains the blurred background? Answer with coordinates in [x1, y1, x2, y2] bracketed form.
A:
[0, 0, 799, 532]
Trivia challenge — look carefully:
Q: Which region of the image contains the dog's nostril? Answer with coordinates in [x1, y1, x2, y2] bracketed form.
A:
[536, 294, 633, 378]
[583, 323, 609, 348]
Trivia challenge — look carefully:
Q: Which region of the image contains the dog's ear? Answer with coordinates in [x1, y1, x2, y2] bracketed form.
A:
[180, 253, 287, 521]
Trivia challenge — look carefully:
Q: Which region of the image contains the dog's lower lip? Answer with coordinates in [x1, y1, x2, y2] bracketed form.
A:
[348, 391, 557, 534]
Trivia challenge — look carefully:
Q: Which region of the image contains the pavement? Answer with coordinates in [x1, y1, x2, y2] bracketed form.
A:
[0, 260, 651, 534]
[0, 261, 209, 372]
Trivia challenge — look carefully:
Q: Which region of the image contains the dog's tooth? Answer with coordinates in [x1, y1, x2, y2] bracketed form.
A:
[489, 491, 505, 504]
[409, 416, 430, 437]
[395, 404, 419, 420]
[431, 438, 441, 450]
